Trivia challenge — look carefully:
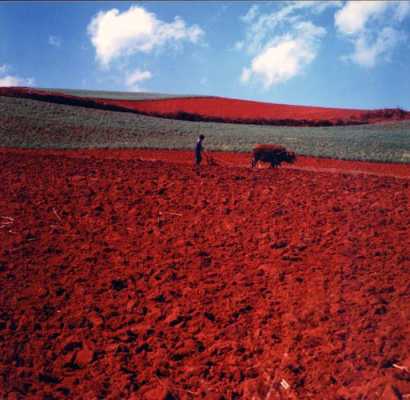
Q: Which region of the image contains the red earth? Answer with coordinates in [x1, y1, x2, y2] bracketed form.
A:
[1, 148, 409, 399]
[1, 87, 409, 125]
[1, 147, 410, 179]
[100, 97, 367, 122]
[100, 97, 398, 125]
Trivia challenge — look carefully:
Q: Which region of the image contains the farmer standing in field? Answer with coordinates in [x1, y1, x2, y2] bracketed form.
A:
[195, 134, 205, 175]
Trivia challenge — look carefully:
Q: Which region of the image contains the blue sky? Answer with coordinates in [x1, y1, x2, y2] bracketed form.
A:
[1, 1, 410, 109]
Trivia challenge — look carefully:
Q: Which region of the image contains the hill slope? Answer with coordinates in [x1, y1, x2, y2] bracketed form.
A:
[1, 87, 409, 127]
[1, 95, 410, 163]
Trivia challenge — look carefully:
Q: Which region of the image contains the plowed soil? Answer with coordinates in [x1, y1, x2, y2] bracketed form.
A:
[1, 148, 409, 400]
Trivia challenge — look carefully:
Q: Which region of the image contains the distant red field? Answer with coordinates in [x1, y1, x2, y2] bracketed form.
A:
[102, 97, 370, 124]
[1, 87, 409, 126]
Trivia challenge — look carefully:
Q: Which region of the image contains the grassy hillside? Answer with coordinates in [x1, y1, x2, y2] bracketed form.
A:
[1, 95, 410, 163]
[43, 88, 201, 100]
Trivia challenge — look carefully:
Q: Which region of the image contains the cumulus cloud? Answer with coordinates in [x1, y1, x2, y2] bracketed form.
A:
[335, 1, 389, 35]
[0, 64, 35, 87]
[48, 35, 62, 48]
[239, 1, 341, 55]
[335, 1, 410, 67]
[241, 22, 326, 88]
[238, 1, 336, 88]
[87, 5, 204, 67]
[125, 68, 152, 91]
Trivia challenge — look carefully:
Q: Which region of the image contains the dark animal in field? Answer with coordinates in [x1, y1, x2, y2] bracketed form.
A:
[251, 144, 296, 168]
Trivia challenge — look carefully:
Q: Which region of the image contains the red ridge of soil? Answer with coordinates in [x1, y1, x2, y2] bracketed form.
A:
[1, 147, 409, 399]
[1, 147, 409, 179]
[1, 86, 409, 125]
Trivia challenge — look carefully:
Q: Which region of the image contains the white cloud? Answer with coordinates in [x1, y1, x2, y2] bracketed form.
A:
[306, 0, 344, 14]
[335, 1, 389, 36]
[87, 5, 204, 67]
[240, 68, 251, 83]
[233, 40, 244, 51]
[346, 27, 405, 67]
[238, 2, 334, 88]
[335, 1, 409, 67]
[125, 68, 152, 91]
[242, 22, 326, 88]
[239, 0, 341, 56]
[0, 75, 35, 87]
[0, 64, 35, 87]
[48, 35, 62, 48]
[241, 5, 260, 23]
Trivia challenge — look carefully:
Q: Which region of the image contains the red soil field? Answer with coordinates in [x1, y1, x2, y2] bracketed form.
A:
[102, 97, 371, 124]
[1, 87, 409, 125]
[2, 147, 410, 179]
[1, 148, 409, 399]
